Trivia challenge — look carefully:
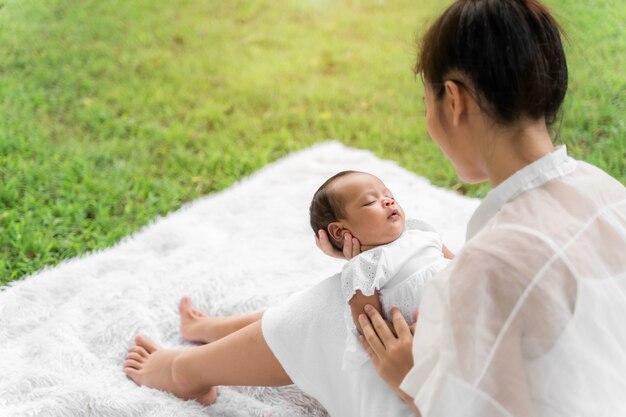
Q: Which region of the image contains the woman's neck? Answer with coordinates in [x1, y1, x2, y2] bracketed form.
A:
[482, 118, 555, 187]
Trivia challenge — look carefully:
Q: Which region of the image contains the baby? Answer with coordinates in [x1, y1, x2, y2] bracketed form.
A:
[310, 170, 453, 370]
[125, 170, 453, 405]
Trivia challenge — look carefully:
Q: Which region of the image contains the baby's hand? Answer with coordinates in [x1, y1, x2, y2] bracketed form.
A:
[315, 229, 362, 260]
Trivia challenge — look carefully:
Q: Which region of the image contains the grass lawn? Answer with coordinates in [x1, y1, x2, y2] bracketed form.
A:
[1, 0, 624, 285]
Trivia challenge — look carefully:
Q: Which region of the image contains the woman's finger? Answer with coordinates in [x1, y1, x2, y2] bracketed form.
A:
[358, 313, 386, 358]
[390, 308, 412, 340]
[351, 237, 361, 259]
[316, 229, 344, 259]
[409, 308, 419, 334]
[342, 232, 362, 260]
[363, 305, 395, 346]
[359, 335, 379, 365]
[342, 232, 354, 259]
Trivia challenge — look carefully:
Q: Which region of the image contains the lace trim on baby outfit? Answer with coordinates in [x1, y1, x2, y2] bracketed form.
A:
[341, 249, 390, 302]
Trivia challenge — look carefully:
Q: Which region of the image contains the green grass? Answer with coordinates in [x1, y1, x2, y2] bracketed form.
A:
[1, 0, 624, 285]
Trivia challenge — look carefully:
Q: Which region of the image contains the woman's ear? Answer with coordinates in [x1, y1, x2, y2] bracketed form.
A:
[444, 80, 466, 127]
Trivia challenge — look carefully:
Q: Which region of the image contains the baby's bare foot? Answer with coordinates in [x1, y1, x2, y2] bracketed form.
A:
[179, 296, 209, 343]
[197, 386, 218, 406]
[179, 296, 230, 344]
[124, 335, 218, 405]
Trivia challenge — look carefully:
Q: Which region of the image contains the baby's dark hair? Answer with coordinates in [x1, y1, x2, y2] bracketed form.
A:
[417, 0, 568, 126]
[309, 170, 360, 250]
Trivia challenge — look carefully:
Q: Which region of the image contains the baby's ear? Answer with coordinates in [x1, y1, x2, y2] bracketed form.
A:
[327, 222, 345, 246]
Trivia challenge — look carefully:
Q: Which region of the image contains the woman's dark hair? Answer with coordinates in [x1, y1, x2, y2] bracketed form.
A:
[309, 170, 359, 250]
[417, 0, 568, 125]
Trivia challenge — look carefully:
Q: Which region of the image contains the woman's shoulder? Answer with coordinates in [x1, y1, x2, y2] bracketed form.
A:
[491, 162, 626, 250]
[575, 160, 626, 191]
[470, 159, 621, 247]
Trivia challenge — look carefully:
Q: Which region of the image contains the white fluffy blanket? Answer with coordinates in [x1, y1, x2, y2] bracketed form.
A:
[0, 142, 480, 417]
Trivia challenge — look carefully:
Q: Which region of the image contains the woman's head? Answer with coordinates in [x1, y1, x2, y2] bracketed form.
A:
[310, 171, 405, 250]
[417, 0, 568, 126]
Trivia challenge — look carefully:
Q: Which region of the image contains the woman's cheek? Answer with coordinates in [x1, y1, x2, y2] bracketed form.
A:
[426, 115, 448, 157]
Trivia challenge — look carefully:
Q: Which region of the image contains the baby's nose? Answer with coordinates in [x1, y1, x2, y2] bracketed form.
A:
[383, 198, 394, 206]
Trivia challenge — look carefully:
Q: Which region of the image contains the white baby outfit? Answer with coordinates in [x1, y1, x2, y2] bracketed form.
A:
[340, 219, 450, 370]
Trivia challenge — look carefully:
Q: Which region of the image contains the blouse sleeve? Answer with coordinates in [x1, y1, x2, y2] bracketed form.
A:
[400, 227, 576, 417]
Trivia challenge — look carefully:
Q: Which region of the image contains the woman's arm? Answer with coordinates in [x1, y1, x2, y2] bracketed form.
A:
[358, 305, 421, 416]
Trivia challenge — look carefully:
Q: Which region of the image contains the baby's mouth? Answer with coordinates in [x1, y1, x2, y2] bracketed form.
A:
[388, 210, 400, 219]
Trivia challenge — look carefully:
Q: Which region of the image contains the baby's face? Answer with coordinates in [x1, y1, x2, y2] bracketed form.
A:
[331, 172, 405, 247]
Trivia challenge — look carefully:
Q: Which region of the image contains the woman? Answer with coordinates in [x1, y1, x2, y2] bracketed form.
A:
[124, 0, 626, 415]
[352, 0, 626, 416]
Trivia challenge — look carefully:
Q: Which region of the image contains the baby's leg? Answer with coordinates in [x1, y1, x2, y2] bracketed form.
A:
[124, 320, 291, 404]
[179, 296, 264, 343]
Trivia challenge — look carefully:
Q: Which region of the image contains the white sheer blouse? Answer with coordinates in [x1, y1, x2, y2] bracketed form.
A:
[400, 146, 626, 416]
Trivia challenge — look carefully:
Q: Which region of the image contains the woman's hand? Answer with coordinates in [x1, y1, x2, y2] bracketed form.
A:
[315, 229, 361, 260]
[358, 305, 415, 396]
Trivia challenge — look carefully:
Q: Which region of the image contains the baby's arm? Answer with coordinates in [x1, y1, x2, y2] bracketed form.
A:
[349, 290, 384, 335]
